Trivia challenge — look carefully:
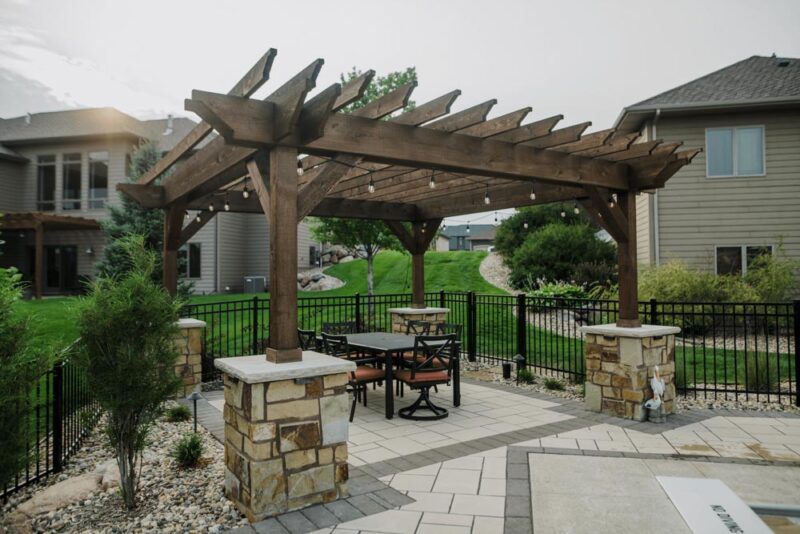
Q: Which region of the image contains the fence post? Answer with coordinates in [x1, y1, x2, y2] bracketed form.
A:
[251, 296, 259, 354]
[516, 293, 527, 359]
[355, 293, 362, 332]
[794, 300, 800, 407]
[439, 290, 446, 308]
[52, 362, 63, 473]
[650, 298, 658, 325]
[467, 292, 477, 362]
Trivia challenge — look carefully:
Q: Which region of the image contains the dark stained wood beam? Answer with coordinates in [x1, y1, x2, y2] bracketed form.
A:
[583, 186, 628, 242]
[298, 83, 342, 143]
[456, 108, 531, 137]
[575, 132, 639, 158]
[490, 114, 563, 143]
[521, 122, 591, 149]
[163, 201, 186, 297]
[426, 100, 496, 131]
[615, 191, 640, 327]
[554, 128, 615, 154]
[138, 49, 276, 185]
[180, 209, 216, 245]
[602, 139, 662, 162]
[385, 219, 442, 307]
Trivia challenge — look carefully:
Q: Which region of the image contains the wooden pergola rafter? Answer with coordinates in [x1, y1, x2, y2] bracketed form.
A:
[118, 50, 701, 363]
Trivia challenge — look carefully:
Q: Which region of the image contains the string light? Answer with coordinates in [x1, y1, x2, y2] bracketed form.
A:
[195, 212, 202, 223]
[529, 183, 536, 201]
[523, 222, 529, 229]
[494, 212, 498, 223]
[184, 211, 189, 220]
[368, 174, 375, 194]
[484, 186, 490, 205]
[608, 195, 615, 208]
[573, 202, 580, 215]
[429, 171, 436, 189]
[208, 202, 215, 212]
[466, 222, 471, 233]
[242, 182, 250, 199]
[297, 160, 304, 176]
[224, 194, 231, 212]
[560, 207, 566, 218]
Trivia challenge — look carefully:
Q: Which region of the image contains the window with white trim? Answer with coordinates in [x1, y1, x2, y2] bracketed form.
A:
[88, 151, 108, 209]
[37, 155, 56, 211]
[62, 153, 82, 210]
[715, 245, 773, 275]
[178, 243, 202, 279]
[706, 126, 764, 177]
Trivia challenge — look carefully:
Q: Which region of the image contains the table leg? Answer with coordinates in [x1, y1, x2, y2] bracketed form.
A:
[385, 350, 394, 419]
[453, 354, 461, 407]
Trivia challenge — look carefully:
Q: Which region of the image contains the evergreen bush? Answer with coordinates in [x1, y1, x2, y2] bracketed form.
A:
[172, 433, 204, 468]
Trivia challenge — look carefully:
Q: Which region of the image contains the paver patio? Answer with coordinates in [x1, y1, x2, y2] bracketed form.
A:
[198, 379, 800, 534]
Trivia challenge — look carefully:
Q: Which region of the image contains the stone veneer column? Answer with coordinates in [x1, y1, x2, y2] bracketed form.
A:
[580, 324, 680, 420]
[215, 352, 356, 521]
[388, 307, 449, 334]
[174, 318, 206, 397]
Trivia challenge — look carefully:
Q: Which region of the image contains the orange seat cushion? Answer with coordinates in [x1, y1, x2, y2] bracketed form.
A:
[351, 366, 385, 383]
[394, 369, 449, 385]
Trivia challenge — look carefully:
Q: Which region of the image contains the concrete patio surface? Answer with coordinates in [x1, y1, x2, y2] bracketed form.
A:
[196, 378, 800, 534]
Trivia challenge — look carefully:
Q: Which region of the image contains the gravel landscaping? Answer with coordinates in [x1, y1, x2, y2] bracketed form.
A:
[1, 408, 245, 534]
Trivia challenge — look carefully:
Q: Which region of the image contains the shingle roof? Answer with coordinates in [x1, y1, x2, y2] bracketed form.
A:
[632, 55, 800, 109]
[0, 108, 206, 151]
[466, 227, 497, 241]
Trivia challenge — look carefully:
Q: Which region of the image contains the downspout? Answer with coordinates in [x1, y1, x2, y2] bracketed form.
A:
[215, 216, 220, 293]
[652, 108, 661, 266]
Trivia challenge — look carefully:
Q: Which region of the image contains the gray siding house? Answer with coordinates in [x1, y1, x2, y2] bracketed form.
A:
[0, 107, 315, 296]
[615, 55, 800, 277]
[439, 224, 497, 251]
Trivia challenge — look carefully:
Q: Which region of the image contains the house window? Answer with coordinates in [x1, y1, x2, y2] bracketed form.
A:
[62, 153, 82, 210]
[706, 126, 764, 177]
[715, 245, 773, 275]
[89, 151, 109, 209]
[37, 155, 56, 211]
[178, 243, 202, 279]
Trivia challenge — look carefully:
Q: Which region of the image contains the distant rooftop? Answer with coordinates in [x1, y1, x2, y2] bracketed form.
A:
[441, 224, 496, 239]
[0, 107, 207, 155]
[616, 55, 800, 132]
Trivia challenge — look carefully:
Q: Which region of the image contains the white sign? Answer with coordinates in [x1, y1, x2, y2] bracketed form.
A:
[657, 477, 771, 534]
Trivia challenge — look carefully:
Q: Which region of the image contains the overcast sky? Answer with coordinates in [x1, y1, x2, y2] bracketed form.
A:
[2, 0, 799, 224]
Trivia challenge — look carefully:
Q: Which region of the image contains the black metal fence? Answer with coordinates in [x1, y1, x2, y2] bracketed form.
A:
[2, 356, 101, 500]
[181, 293, 799, 405]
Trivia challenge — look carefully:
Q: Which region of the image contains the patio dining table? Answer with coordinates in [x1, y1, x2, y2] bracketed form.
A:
[320, 332, 461, 419]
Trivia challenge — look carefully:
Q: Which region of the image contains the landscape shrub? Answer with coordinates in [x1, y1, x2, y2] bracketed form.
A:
[527, 281, 587, 300]
[572, 261, 618, 290]
[75, 236, 182, 509]
[494, 204, 588, 259]
[517, 369, 535, 384]
[543, 378, 565, 391]
[0, 268, 46, 488]
[639, 260, 760, 303]
[172, 433, 204, 468]
[740, 352, 779, 393]
[744, 246, 799, 302]
[508, 224, 616, 289]
[165, 404, 191, 422]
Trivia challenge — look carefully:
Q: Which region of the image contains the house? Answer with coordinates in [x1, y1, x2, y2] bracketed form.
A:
[439, 224, 496, 251]
[0, 107, 316, 297]
[615, 55, 800, 276]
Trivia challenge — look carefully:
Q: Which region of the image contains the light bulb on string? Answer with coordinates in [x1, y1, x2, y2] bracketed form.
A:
[297, 160, 304, 176]
[560, 207, 566, 218]
[466, 222, 470, 233]
[368, 175, 375, 194]
[242, 182, 250, 199]
[224, 195, 231, 212]
[195, 212, 202, 223]
[494, 212, 498, 223]
[523, 222, 529, 229]
[608, 195, 615, 208]
[209, 202, 215, 212]
[573, 202, 579, 215]
[429, 171, 436, 189]
[484, 186, 490, 205]
[529, 183, 536, 201]
[184, 211, 189, 220]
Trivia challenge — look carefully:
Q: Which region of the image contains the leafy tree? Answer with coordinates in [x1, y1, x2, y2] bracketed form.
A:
[494, 203, 592, 260]
[75, 235, 182, 509]
[0, 267, 45, 488]
[311, 67, 417, 300]
[95, 140, 192, 295]
[508, 223, 616, 289]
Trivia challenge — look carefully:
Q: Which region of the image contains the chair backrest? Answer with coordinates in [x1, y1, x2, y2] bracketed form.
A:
[321, 333, 350, 359]
[297, 329, 317, 351]
[435, 322, 463, 340]
[405, 320, 431, 336]
[408, 334, 456, 379]
[322, 321, 357, 335]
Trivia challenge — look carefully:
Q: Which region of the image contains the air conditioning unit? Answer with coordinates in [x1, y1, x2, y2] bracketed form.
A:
[244, 276, 266, 294]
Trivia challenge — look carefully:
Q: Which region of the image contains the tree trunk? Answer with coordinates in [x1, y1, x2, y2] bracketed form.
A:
[116, 419, 138, 509]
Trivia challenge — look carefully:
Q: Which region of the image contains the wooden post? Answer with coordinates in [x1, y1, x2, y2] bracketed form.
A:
[411, 230, 425, 308]
[616, 191, 640, 327]
[385, 219, 442, 309]
[34, 222, 43, 299]
[163, 203, 185, 297]
[265, 146, 302, 363]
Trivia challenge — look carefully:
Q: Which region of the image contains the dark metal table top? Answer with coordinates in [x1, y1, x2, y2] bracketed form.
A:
[341, 332, 420, 352]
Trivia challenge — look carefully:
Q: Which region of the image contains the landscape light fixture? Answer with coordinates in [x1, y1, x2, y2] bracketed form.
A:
[187, 391, 202, 433]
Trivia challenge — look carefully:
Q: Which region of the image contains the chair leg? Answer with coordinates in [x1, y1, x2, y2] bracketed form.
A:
[398, 385, 449, 421]
[350, 390, 357, 422]
[433, 385, 438, 393]
[363, 384, 368, 407]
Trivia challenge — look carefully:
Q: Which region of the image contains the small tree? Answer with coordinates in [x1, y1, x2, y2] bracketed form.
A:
[0, 267, 45, 488]
[95, 140, 192, 295]
[75, 235, 182, 509]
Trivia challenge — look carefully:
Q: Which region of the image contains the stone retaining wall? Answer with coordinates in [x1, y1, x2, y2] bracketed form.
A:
[389, 308, 449, 334]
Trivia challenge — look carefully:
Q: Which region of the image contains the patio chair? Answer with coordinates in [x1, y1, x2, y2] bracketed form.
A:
[395, 334, 456, 421]
[322, 321, 358, 335]
[297, 328, 318, 351]
[321, 333, 385, 421]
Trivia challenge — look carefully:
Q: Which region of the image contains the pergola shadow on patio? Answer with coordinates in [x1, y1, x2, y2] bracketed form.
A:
[119, 48, 698, 364]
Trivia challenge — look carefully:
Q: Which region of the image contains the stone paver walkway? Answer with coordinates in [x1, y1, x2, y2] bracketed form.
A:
[198, 379, 800, 534]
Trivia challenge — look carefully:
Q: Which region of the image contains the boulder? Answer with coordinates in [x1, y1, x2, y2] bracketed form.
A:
[310, 273, 324, 282]
[95, 459, 121, 491]
[339, 255, 354, 263]
[12, 472, 101, 524]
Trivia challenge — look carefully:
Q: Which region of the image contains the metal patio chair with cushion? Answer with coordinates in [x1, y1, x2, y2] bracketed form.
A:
[297, 328, 318, 351]
[395, 334, 456, 420]
[322, 333, 385, 422]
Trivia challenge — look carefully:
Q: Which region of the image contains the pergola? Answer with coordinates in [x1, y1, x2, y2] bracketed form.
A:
[119, 49, 699, 363]
[0, 212, 100, 298]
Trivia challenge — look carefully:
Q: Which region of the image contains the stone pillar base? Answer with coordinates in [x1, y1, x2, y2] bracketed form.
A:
[174, 318, 206, 397]
[580, 324, 680, 420]
[215, 352, 356, 522]
[388, 307, 449, 334]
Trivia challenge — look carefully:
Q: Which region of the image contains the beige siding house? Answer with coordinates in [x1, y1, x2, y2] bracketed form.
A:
[616, 55, 800, 277]
[0, 107, 315, 296]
